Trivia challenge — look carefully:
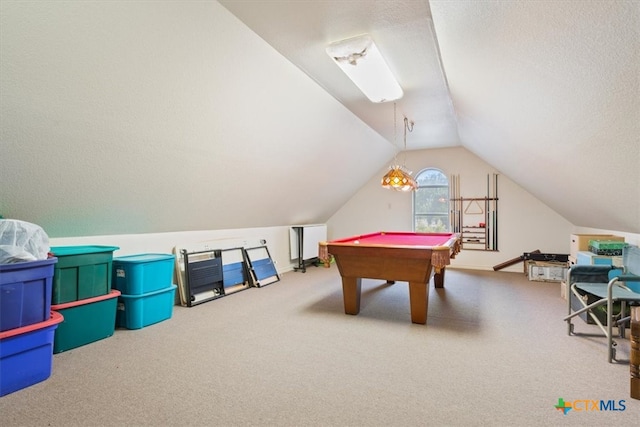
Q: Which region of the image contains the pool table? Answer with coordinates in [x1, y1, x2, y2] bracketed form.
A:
[319, 232, 461, 324]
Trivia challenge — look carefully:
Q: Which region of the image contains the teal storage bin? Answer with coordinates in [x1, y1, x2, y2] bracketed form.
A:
[50, 245, 119, 304]
[116, 284, 176, 330]
[576, 251, 621, 266]
[112, 253, 175, 295]
[51, 290, 120, 353]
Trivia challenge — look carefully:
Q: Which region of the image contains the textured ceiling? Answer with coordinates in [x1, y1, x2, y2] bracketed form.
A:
[1, 0, 638, 238]
[220, 0, 640, 233]
[218, 0, 461, 152]
[430, 0, 639, 233]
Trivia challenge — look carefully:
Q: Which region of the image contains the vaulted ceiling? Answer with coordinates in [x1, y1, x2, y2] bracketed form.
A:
[220, 0, 640, 233]
[219, 0, 458, 150]
[1, 1, 638, 238]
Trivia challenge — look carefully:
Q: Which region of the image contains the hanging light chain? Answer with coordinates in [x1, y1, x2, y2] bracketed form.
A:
[403, 117, 414, 150]
[392, 102, 399, 164]
[381, 103, 417, 192]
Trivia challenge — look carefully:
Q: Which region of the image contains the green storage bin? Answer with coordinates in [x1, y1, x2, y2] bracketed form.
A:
[50, 245, 119, 304]
[588, 240, 627, 250]
[588, 240, 628, 256]
[51, 290, 120, 353]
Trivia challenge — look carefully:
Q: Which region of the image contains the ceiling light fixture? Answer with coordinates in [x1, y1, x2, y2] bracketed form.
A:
[326, 34, 403, 103]
[381, 103, 416, 192]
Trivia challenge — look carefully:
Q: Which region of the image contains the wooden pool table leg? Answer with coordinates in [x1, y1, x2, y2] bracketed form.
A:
[342, 277, 362, 315]
[433, 267, 446, 289]
[408, 281, 428, 324]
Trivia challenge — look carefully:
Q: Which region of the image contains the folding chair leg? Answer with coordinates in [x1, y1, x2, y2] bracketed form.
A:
[566, 283, 617, 362]
[608, 340, 617, 363]
[566, 280, 573, 335]
[619, 302, 627, 339]
[565, 284, 609, 336]
[608, 279, 618, 363]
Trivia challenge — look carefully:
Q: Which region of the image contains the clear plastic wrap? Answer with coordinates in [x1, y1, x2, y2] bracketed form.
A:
[0, 219, 50, 263]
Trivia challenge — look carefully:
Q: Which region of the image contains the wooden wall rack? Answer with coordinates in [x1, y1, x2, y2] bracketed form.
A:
[450, 174, 499, 251]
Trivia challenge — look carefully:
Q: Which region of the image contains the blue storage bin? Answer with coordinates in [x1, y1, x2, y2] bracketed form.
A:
[0, 258, 57, 332]
[112, 253, 175, 295]
[576, 251, 623, 267]
[0, 311, 63, 396]
[116, 284, 176, 330]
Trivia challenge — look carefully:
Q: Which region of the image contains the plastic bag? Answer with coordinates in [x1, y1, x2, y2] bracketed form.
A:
[0, 219, 50, 264]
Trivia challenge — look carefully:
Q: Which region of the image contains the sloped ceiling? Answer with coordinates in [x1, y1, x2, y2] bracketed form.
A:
[430, 0, 640, 233]
[220, 0, 640, 233]
[218, 0, 460, 150]
[1, 1, 638, 238]
[0, 1, 395, 237]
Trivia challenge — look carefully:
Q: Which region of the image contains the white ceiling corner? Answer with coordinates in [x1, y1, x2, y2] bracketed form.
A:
[217, 0, 461, 152]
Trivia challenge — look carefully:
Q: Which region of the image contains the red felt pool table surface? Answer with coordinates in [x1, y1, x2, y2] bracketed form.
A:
[330, 231, 457, 247]
[319, 231, 461, 324]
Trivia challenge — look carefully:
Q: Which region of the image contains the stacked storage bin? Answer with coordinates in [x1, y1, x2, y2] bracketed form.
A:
[49, 246, 120, 353]
[571, 235, 627, 324]
[571, 234, 626, 267]
[0, 258, 62, 396]
[111, 254, 176, 329]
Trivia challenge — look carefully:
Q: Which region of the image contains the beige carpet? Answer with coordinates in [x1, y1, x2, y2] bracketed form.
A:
[1, 266, 638, 426]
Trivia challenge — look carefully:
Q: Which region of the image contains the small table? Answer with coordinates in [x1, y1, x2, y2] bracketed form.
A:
[319, 232, 461, 324]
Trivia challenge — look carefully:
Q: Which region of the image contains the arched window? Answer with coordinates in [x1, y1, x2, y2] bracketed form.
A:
[413, 168, 450, 232]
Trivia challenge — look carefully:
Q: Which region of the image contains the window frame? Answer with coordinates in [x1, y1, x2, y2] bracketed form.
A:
[412, 168, 450, 233]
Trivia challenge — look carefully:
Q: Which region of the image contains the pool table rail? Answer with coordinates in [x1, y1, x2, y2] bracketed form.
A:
[317, 232, 461, 324]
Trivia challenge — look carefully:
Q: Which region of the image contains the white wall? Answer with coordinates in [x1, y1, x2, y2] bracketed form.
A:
[327, 146, 575, 272]
[6, 2, 636, 274]
[0, 0, 394, 238]
[48, 226, 304, 275]
[44, 143, 639, 278]
[572, 227, 640, 248]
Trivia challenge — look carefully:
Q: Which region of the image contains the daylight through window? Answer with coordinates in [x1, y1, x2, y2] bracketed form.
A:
[413, 168, 450, 232]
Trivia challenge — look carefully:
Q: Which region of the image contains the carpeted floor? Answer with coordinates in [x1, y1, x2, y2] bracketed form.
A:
[1, 266, 638, 426]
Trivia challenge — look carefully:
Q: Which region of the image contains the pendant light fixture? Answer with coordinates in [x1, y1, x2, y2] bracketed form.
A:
[381, 103, 417, 192]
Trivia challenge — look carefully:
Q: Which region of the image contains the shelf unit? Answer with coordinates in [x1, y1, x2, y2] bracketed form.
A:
[450, 174, 499, 251]
[456, 197, 498, 250]
[461, 224, 488, 249]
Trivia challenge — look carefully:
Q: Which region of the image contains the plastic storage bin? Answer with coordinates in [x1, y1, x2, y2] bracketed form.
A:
[0, 258, 57, 332]
[0, 311, 63, 397]
[116, 284, 177, 330]
[576, 251, 622, 267]
[112, 253, 175, 295]
[51, 289, 120, 353]
[570, 234, 625, 258]
[50, 245, 119, 304]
